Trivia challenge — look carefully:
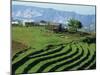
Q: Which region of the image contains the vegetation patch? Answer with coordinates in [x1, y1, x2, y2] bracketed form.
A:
[12, 40, 28, 55]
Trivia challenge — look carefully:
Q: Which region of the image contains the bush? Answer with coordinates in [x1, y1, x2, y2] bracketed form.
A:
[81, 36, 96, 43]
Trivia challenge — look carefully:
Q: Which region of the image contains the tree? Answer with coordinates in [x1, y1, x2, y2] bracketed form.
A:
[58, 24, 63, 32]
[40, 20, 47, 23]
[67, 18, 82, 32]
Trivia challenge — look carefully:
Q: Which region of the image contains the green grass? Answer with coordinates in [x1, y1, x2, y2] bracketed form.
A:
[68, 42, 89, 70]
[15, 46, 63, 73]
[12, 26, 85, 54]
[12, 27, 64, 54]
[54, 44, 82, 71]
[28, 45, 70, 73]
[42, 44, 77, 72]
[12, 26, 96, 74]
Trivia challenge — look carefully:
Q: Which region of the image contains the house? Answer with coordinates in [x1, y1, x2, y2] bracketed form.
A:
[45, 22, 62, 32]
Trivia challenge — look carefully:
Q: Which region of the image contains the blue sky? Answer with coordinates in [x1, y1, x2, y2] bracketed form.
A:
[12, 1, 95, 15]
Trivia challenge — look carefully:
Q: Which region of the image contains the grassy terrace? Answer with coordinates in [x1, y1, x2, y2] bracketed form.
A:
[12, 26, 96, 74]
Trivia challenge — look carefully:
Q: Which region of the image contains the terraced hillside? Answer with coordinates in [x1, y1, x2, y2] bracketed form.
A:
[12, 41, 96, 74]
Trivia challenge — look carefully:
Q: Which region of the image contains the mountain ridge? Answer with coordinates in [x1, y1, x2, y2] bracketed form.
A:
[12, 5, 96, 27]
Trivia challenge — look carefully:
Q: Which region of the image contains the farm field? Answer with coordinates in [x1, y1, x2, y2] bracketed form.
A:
[12, 26, 84, 55]
[12, 26, 96, 74]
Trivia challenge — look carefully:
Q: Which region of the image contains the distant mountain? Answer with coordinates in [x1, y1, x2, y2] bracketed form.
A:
[12, 5, 96, 28]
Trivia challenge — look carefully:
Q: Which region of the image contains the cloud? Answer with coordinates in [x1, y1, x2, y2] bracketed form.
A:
[15, 11, 22, 17]
[13, 8, 42, 19]
[12, 1, 95, 15]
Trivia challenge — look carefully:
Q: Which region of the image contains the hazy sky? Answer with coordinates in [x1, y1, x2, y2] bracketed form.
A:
[12, 1, 95, 15]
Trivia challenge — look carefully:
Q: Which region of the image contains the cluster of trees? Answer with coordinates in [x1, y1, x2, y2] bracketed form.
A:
[67, 18, 83, 33]
[51, 18, 83, 33]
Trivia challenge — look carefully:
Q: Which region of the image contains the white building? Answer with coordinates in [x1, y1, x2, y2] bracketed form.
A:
[12, 21, 19, 25]
[22, 19, 34, 26]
